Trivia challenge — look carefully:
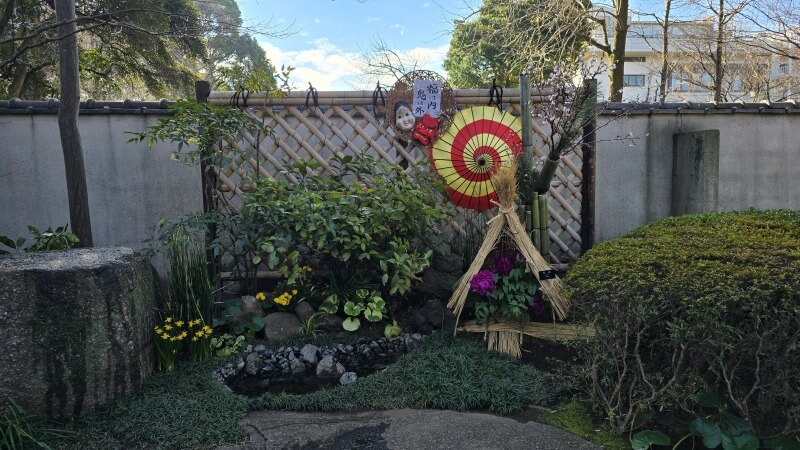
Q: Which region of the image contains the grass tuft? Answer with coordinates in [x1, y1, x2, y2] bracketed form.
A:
[249, 332, 572, 415]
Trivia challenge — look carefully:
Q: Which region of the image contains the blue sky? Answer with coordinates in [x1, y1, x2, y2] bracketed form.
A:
[238, 0, 478, 90]
[238, 0, 658, 90]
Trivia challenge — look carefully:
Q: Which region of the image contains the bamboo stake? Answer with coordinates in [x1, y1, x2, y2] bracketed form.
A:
[532, 191, 541, 250]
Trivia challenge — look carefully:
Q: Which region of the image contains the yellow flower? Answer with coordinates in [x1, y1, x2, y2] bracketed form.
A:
[160, 333, 170, 340]
[291, 289, 298, 295]
[192, 337, 198, 342]
[170, 337, 177, 342]
[164, 325, 173, 331]
[196, 331, 204, 338]
[203, 325, 213, 334]
[256, 292, 267, 301]
[154, 326, 162, 333]
[175, 320, 184, 328]
[165, 317, 173, 323]
[303, 265, 312, 272]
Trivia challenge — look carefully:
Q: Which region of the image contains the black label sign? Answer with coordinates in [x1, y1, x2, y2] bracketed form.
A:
[538, 269, 557, 280]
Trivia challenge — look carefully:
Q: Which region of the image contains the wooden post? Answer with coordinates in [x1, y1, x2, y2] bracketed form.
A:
[580, 79, 598, 254]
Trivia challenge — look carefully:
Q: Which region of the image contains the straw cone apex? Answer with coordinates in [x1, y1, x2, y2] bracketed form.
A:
[491, 161, 518, 209]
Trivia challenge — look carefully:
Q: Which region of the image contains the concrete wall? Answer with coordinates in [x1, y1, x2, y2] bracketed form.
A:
[2, 109, 799, 252]
[0, 114, 202, 250]
[595, 112, 800, 242]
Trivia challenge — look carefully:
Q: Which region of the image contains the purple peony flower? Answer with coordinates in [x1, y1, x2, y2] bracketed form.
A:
[470, 270, 497, 296]
[529, 292, 545, 316]
[491, 252, 516, 276]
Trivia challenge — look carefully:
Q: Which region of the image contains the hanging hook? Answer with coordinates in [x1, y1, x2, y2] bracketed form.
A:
[488, 78, 504, 109]
[305, 82, 319, 114]
[372, 81, 387, 121]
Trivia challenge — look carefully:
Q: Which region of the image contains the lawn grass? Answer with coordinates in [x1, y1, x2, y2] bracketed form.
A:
[52, 331, 571, 449]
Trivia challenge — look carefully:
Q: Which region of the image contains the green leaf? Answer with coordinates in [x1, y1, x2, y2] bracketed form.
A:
[364, 307, 382, 322]
[697, 389, 728, 410]
[384, 321, 401, 339]
[690, 417, 722, 449]
[343, 301, 363, 317]
[0, 235, 15, 248]
[248, 315, 265, 331]
[721, 431, 759, 450]
[252, 255, 262, 265]
[319, 295, 339, 314]
[719, 412, 753, 437]
[764, 437, 800, 450]
[631, 430, 671, 450]
[342, 317, 360, 331]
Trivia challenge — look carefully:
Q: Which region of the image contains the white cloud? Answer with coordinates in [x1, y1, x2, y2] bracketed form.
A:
[261, 40, 451, 91]
[390, 23, 406, 35]
[313, 18, 320, 23]
[366, 17, 382, 23]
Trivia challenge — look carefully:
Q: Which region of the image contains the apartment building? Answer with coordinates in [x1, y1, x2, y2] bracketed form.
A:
[587, 19, 800, 102]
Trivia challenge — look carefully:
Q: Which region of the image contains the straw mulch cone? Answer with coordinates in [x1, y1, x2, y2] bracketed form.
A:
[446, 161, 570, 357]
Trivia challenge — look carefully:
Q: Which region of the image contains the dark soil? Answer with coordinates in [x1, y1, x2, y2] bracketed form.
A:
[519, 335, 578, 372]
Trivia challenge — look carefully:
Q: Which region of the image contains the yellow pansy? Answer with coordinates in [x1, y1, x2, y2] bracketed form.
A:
[255, 292, 267, 301]
[175, 320, 184, 328]
[165, 317, 173, 323]
[164, 325, 173, 331]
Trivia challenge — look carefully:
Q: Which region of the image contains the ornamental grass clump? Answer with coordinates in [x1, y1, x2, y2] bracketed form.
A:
[565, 209, 800, 436]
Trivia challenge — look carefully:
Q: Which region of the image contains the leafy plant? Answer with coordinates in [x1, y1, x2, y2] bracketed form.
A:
[214, 297, 265, 335]
[210, 333, 246, 357]
[384, 320, 401, 339]
[0, 225, 78, 254]
[300, 312, 323, 337]
[321, 288, 386, 332]
[468, 251, 542, 323]
[630, 389, 790, 450]
[244, 154, 452, 330]
[1, 399, 72, 449]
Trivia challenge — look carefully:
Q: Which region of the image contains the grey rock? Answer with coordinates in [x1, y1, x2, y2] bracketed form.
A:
[254, 345, 266, 352]
[244, 352, 262, 376]
[290, 358, 307, 375]
[245, 345, 253, 354]
[316, 313, 344, 332]
[316, 355, 346, 379]
[409, 298, 456, 333]
[431, 250, 466, 275]
[237, 296, 264, 323]
[237, 360, 246, 371]
[0, 247, 159, 419]
[294, 301, 315, 322]
[339, 372, 358, 386]
[300, 344, 319, 365]
[263, 312, 302, 340]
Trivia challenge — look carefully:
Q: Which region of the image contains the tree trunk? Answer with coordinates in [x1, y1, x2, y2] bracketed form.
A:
[8, 62, 28, 98]
[659, 0, 672, 103]
[713, 0, 725, 102]
[608, 0, 629, 102]
[55, 0, 93, 247]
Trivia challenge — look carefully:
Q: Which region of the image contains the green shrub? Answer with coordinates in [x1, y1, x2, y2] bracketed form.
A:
[0, 225, 79, 254]
[565, 210, 800, 435]
[243, 155, 453, 329]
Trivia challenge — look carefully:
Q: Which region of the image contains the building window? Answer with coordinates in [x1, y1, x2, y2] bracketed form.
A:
[623, 75, 646, 86]
[625, 56, 646, 63]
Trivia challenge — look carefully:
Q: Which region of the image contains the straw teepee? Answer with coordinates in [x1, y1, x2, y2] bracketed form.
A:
[446, 162, 571, 357]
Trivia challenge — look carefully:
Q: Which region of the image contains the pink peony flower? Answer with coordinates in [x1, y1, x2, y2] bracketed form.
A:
[469, 270, 497, 296]
[491, 252, 516, 276]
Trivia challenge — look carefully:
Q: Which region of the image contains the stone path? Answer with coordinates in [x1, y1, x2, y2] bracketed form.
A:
[217, 408, 600, 450]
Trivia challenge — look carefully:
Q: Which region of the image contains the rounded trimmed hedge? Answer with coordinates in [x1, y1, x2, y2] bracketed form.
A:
[565, 210, 800, 435]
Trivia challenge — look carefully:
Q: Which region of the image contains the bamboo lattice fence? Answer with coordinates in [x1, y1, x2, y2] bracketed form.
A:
[206, 88, 586, 266]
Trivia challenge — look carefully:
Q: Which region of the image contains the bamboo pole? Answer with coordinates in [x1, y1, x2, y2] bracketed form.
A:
[519, 74, 534, 162]
[539, 194, 550, 263]
[532, 191, 541, 250]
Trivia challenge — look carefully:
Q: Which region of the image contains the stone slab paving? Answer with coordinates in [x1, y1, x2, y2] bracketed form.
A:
[217, 408, 600, 450]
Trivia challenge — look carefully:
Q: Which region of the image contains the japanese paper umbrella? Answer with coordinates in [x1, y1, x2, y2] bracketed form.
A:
[430, 106, 523, 210]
